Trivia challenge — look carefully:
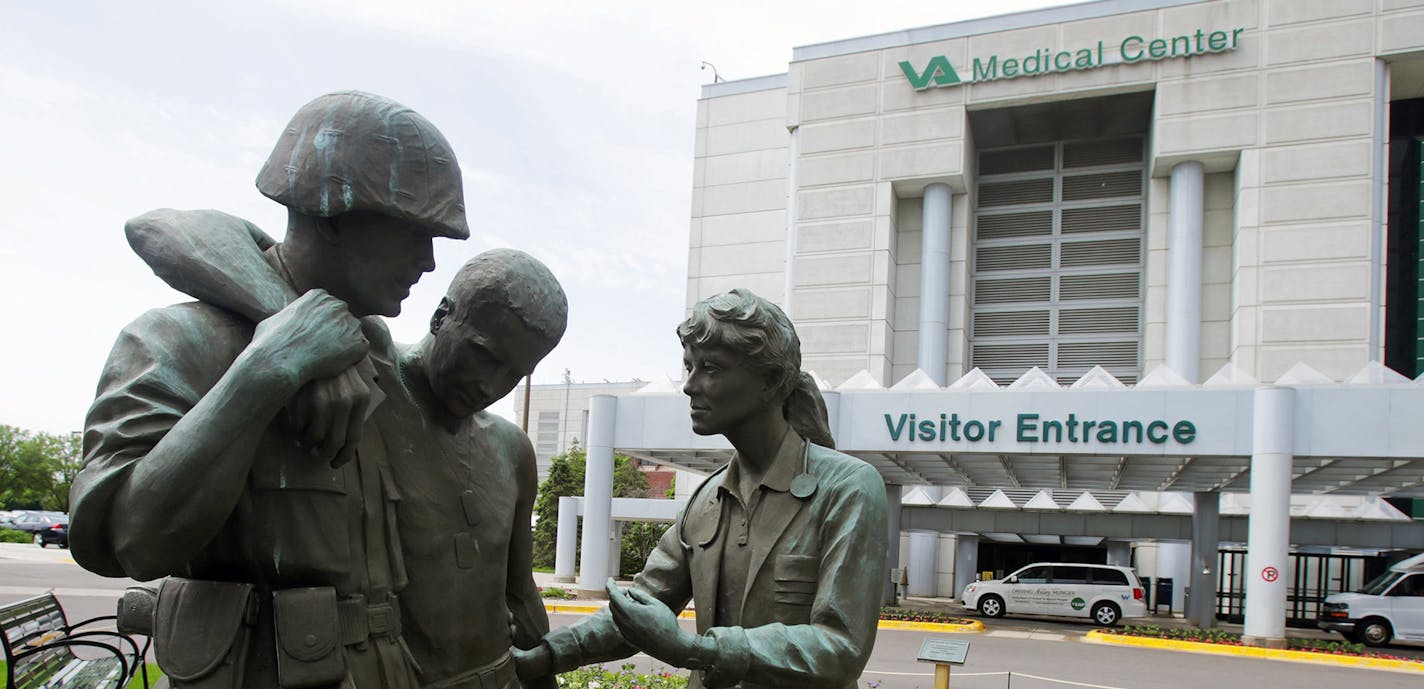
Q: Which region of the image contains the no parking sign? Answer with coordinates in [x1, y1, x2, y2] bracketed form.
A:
[1261, 566, 1279, 583]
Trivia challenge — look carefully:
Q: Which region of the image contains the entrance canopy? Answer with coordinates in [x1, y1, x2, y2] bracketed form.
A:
[610, 364, 1424, 497]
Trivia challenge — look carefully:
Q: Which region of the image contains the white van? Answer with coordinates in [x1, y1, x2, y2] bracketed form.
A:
[1318, 553, 1424, 647]
[961, 562, 1147, 626]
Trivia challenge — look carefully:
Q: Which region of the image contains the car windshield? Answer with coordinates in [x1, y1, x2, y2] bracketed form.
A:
[1357, 570, 1404, 595]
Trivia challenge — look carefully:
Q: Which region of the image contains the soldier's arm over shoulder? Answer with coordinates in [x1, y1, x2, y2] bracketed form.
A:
[71, 303, 316, 580]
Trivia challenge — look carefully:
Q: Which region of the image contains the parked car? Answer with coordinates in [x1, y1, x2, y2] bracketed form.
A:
[961, 562, 1147, 626]
[1319, 553, 1424, 647]
[6, 511, 68, 546]
[32, 520, 68, 548]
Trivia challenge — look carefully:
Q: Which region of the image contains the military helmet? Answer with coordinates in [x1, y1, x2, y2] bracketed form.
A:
[256, 90, 469, 239]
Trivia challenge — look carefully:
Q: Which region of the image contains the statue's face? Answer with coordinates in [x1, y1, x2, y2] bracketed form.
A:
[428, 303, 547, 418]
[327, 212, 436, 318]
[682, 343, 770, 436]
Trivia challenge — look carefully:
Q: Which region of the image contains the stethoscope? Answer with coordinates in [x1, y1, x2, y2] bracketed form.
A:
[680, 438, 821, 548]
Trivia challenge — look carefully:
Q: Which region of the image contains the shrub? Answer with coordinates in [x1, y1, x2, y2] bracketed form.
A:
[0, 528, 32, 543]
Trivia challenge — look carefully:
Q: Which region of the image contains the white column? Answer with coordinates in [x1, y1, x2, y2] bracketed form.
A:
[904, 485, 942, 599]
[1166, 160, 1205, 382]
[1189, 491, 1221, 628]
[784, 126, 800, 312]
[577, 395, 617, 594]
[953, 534, 980, 599]
[1105, 540, 1132, 567]
[1244, 386, 1294, 646]
[907, 530, 939, 597]
[554, 496, 579, 583]
[607, 522, 624, 580]
[1156, 541, 1190, 614]
[1369, 60, 1388, 360]
[918, 183, 952, 386]
[884, 484, 902, 605]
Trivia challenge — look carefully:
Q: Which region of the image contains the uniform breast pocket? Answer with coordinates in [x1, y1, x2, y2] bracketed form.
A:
[250, 456, 352, 580]
[773, 554, 819, 611]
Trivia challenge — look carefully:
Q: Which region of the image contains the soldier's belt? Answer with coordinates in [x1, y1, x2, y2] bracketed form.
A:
[421, 651, 515, 689]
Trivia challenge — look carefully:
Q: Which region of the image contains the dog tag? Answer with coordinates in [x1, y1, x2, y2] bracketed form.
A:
[454, 533, 478, 569]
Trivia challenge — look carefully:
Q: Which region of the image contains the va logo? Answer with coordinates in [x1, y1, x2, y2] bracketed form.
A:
[1070, 597, 1087, 611]
[898, 56, 961, 90]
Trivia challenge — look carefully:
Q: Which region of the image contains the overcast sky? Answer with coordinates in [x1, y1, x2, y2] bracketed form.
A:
[1, 0, 1072, 434]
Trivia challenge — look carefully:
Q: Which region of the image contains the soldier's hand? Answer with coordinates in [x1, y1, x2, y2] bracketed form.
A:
[511, 643, 552, 680]
[252, 289, 368, 386]
[287, 365, 377, 467]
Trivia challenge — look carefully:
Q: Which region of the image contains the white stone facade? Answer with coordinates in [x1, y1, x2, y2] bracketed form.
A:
[688, 0, 1424, 387]
[512, 380, 647, 477]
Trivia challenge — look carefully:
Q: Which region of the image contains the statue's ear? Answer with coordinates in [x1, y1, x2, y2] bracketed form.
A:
[431, 297, 453, 334]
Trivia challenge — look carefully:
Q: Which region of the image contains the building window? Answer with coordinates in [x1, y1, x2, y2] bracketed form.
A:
[970, 136, 1146, 384]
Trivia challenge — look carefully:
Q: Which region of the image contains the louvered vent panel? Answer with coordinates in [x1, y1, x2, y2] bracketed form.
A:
[975, 277, 1051, 304]
[970, 137, 1144, 383]
[1059, 307, 1139, 334]
[1061, 238, 1140, 267]
[974, 310, 1050, 337]
[1058, 341, 1138, 368]
[972, 343, 1049, 369]
[1062, 205, 1141, 234]
[979, 145, 1055, 175]
[1061, 171, 1141, 201]
[1060, 273, 1139, 300]
[976, 244, 1052, 272]
[977, 211, 1052, 240]
[978, 178, 1054, 207]
[1063, 138, 1143, 168]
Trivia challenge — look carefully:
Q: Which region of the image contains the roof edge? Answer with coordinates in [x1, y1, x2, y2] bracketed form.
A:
[792, 0, 1210, 62]
[700, 73, 788, 99]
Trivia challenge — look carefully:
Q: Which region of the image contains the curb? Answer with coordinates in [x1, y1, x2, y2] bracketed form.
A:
[877, 619, 984, 633]
[543, 602, 983, 632]
[1084, 630, 1424, 674]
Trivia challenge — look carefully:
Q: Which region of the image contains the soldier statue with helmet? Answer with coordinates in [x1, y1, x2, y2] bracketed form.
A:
[69, 91, 470, 689]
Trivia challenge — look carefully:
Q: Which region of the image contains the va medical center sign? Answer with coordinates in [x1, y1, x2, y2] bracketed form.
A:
[830, 389, 1256, 457]
[900, 26, 1245, 90]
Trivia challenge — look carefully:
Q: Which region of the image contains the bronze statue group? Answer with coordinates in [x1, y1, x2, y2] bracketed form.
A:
[69, 91, 888, 689]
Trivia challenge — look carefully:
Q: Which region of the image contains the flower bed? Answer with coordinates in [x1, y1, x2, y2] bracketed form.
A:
[878, 607, 973, 625]
[557, 663, 688, 688]
[1099, 625, 1416, 661]
[540, 586, 578, 600]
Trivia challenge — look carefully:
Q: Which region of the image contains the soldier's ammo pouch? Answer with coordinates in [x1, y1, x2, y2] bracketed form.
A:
[273, 586, 346, 688]
[154, 577, 256, 689]
[116, 584, 159, 636]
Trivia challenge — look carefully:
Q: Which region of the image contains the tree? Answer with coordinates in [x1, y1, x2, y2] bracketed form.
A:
[0, 425, 83, 511]
[532, 444, 663, 574]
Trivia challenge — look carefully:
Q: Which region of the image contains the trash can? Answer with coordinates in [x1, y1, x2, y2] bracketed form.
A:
[1154, 577, 1174, 615]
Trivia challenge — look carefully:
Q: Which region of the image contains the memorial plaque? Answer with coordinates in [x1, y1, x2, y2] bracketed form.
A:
[916, 637, 970, 665]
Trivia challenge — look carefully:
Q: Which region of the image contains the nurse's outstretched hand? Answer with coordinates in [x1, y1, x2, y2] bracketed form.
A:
[605, 578, 691, 664]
